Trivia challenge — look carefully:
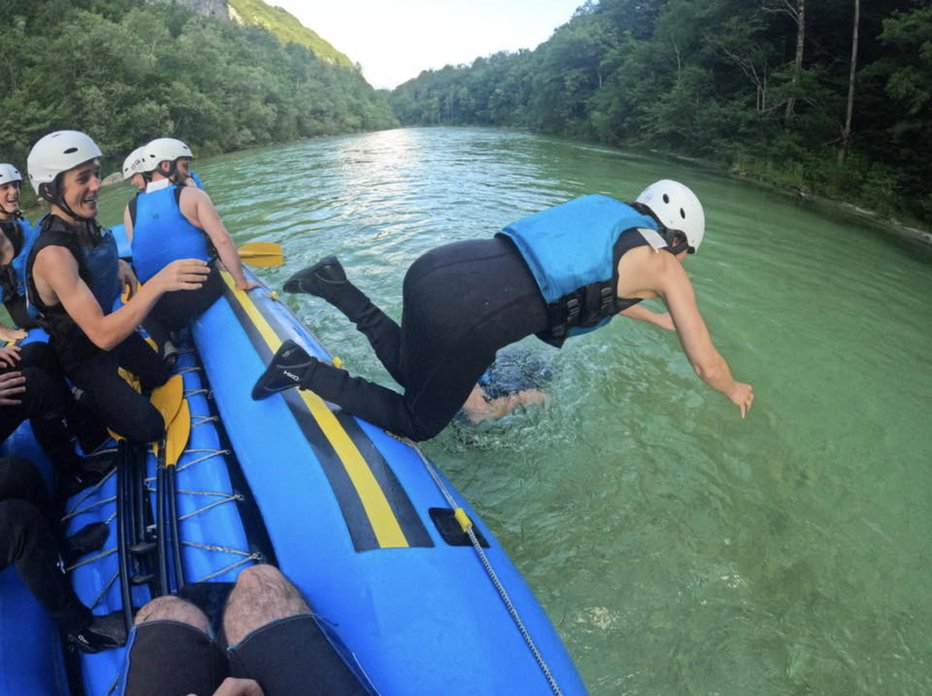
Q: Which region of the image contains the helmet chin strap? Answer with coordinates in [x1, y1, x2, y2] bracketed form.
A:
[44, 179, 92, 223]
[631, 200, 690, 254]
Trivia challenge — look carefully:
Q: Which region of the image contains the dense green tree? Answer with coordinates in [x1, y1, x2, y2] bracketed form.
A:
[0, 0, 397, 184]
[390, 0, 931, 224]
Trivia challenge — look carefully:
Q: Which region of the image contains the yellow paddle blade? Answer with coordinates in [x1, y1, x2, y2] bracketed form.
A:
[166, 399, 191, 468]
[238, 241, 284, 268]
[151, 374, 184, 430]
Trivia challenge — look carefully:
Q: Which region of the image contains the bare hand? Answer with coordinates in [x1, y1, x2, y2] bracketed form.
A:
[155, 259, 211, 293]
[236, 277, 260, 292]
[0, 371, 26, 406]
[730, 382, 754, 418]
[118, 259, 139, 298]
[0, 326, 27, 343]
[207, 677, 265, 696]
[0, 345, 22, 368]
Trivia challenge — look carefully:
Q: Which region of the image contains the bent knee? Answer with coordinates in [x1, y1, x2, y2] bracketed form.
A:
[234, 564, 287, 593]
[128, 407, 165, 445]
[135, 595, 209, 631]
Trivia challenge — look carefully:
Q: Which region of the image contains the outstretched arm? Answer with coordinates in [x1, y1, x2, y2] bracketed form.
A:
[654, 255, 754, 417]
[619, 303, 675, 331]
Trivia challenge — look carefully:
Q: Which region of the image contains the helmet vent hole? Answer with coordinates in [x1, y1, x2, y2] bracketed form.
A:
[680, 208, 686, 219]
[63, 147, 78, 154]
[662, 194, 670, 204]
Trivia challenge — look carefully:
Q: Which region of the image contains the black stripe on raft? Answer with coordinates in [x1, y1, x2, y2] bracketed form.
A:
[222, 281, 433, 551]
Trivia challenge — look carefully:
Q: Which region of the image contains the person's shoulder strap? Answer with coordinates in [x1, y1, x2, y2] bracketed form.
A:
[128, 195, 138, 227]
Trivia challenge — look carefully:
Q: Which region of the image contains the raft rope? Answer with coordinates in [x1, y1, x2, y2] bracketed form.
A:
[406, 440, 564, 696]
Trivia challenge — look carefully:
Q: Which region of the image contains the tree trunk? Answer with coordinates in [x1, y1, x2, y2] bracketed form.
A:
[838, 0, 860, 165]
[785, 0, 805, 124]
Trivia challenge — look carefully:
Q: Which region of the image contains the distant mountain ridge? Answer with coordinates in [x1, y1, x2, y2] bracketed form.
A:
[151, 0, 354, 69]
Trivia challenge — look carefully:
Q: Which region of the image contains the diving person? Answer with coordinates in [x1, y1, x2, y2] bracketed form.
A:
[124, 137, 257, 359]
[25, 130, 210, 445]
[253, 180, 754, 441]
[0, 162, 39, 338]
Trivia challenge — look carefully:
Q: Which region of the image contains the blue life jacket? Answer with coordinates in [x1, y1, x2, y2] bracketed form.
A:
[25, 215, 121, 366]
[190, 171, 204, 189]
[1, 217, 38, 300]
[131, 184, 210, 283]
[497, 195, 664, 346]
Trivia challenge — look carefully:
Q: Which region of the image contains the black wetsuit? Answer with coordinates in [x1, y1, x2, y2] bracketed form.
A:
[302, 231, 653, 441]
[0, 457, 91, 633]
[0, 342, 105, 472]
[305, 237, 549, 440]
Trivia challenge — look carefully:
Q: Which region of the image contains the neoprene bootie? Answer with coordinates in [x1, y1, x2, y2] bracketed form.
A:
[284, 256, 347, 296]
[251, 340, 319, 400]
[64, 522, 109, 565]
[283, 256, 377, 326]
[68, 612, 126, 654]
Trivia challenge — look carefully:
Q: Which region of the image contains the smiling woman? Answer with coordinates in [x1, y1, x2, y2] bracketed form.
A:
[269, 0, 583, 88]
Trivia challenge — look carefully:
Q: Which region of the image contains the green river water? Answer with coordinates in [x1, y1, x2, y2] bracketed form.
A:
[99, 127, 932, 695]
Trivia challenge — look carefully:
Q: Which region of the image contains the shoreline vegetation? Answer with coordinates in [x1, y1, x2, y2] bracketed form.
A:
[390, 1, 932, 234]
[4, 0, 930, 241]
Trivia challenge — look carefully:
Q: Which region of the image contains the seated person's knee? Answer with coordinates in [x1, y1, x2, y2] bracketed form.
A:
[135, 595, 210, 633]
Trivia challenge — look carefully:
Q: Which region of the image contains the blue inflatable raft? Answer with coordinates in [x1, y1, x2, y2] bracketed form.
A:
[1, 260, 587, 694]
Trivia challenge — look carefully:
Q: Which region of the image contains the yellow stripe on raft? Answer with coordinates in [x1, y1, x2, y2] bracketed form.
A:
[221, 271, 410, 549]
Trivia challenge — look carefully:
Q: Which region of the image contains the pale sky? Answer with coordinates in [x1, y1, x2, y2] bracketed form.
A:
[270, 0, 584, 90]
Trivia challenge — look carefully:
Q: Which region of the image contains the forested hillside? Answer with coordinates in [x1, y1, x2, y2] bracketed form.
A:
[227, 0, 355, 69]
[0, 0, 397, 182]
[391, 0, 932, 225]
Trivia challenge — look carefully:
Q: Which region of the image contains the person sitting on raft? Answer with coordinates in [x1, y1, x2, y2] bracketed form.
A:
[121, 146, 149, 193]
[252, 180, 754, 441]
[0, 456, 124, 653]
[118, 564, 374, 695]
[0, 162, 40, 340]
[124, 137, 257, 361]
[25, 130, 210, 445]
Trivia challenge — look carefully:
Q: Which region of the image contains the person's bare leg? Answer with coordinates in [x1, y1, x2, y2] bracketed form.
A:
[223, 565, 309, 646]
[135, 594, 210, 633]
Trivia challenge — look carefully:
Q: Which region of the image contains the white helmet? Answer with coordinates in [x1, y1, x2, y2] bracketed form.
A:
[636, 179, 705, 253]
[122, 146, 150, 180]
[143, 137, 193, 172]
[0, 164, 22, 186]
[27, 130, 102, 197]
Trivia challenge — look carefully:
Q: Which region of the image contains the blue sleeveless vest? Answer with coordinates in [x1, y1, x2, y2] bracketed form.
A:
[132, 185, 210, 283]
[1, 217, 39, 303]
[497, 195, 661, 345]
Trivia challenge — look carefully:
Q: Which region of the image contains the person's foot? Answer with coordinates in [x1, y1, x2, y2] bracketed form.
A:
[283, 256, 346, 296]
[251, 340, 317, 400]
[162, 339, 179, 368]
[64, 522, 110, 565]
[68, 612, 127, 653]
[59, 469, 106, 498]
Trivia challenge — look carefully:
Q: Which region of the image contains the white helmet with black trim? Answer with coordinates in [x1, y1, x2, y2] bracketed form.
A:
[27, 130, 102, 198]
[143, 137, 193, 172]
[122, 146, 150, 180]
[636, 179, 705, 253]
[0, 163, 23, 186]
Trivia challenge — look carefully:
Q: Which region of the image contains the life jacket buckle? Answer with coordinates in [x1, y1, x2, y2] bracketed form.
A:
[565, 297, 581, 325]
[599, 285, 615, 314]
